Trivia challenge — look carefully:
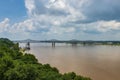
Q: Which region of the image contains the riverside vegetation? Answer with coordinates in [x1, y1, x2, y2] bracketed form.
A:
[0, 38, 91, 80]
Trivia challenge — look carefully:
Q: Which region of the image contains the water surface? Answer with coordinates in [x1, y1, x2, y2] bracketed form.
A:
[20, 43, 120, 80]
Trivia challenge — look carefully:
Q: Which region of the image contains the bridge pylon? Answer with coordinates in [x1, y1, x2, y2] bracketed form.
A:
[52, 42, 55, 47]
[25, 42, 30, 50]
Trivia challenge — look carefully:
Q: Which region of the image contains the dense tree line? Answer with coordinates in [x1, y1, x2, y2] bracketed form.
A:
[0, 38, 92, 80]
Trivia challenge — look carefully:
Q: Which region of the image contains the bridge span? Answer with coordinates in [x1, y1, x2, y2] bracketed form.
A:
[14, 40, 120, 48]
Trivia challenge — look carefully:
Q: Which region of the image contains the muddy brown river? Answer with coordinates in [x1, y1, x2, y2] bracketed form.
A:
[20, 43, 120, 80]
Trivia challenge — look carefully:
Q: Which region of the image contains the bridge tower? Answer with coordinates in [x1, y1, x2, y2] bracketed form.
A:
[25, 42, 30, 50]
[52, 42, 55, 47]
[71, 42, 77, 47]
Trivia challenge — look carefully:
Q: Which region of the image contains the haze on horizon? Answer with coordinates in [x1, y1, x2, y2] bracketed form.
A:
[0, 0, 120, 40]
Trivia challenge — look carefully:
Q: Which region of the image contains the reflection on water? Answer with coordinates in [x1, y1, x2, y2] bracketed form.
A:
[20, 43, 120, 80]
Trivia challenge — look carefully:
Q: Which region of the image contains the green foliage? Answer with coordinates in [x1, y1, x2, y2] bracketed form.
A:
[62, 72, 92, 80]
[20, 54, 38, 64]
[4, 64, 39, 80]
[0, 38, 92, 80]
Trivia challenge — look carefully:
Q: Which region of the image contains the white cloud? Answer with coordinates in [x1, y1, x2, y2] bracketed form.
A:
[1, 0, 120, 40]
[0, 18, 10, 33]
[48, 26, 75, 35]
[25, 0, 36, 16]
[23, 0, 85, 36]
[79, 20, 120, 33]
[47, 0, 66, 9]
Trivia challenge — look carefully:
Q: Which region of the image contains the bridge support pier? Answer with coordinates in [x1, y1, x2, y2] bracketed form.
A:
[52, 42, 55, 47]
[25, 42, 30, 50]
[83, 42, 86, 46]
[72, 42, 77, 47]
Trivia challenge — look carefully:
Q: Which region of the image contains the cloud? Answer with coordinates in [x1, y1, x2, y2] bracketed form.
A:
[81, 0, 120, 22]
[1, 0, 120, 40]
[80, 20, 120, 33]
[23, 0, 85, 36]
[25, 0, 36, 16]
[0, 18, 10, 33]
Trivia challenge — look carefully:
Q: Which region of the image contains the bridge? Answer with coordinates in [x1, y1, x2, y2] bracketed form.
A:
[13, 39, 120, 49]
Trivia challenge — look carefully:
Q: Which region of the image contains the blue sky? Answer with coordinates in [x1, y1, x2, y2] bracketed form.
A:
[0, 0, 26, 22]
[0, 0, 120, 40]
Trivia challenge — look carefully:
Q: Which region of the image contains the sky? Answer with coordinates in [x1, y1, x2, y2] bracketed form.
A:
[0, 0, 120, 40]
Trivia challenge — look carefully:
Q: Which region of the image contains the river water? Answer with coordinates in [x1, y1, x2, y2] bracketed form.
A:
[20, 43, 120, 80]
